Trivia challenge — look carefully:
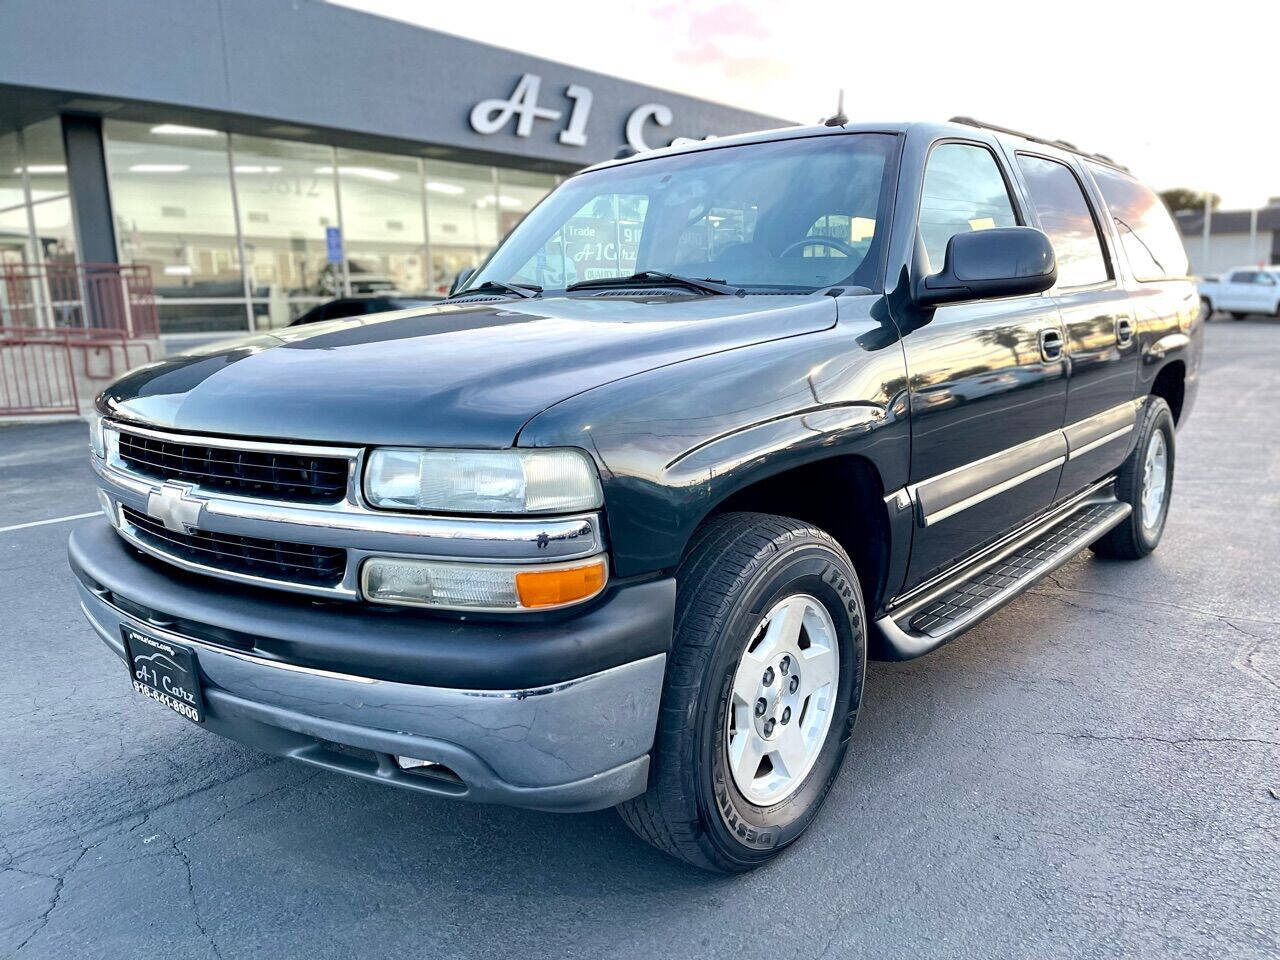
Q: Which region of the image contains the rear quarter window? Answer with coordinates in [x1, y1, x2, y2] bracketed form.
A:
[1086, 162, 1189, 282]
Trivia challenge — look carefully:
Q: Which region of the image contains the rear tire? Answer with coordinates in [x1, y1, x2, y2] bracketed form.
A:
[1200, 298, 1213, 322]
[1091, 397, 1175, 559]
[618, 512, 866, 873]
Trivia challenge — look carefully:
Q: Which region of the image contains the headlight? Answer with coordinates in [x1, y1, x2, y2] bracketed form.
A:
[363, 448, 603, 514]
[89, 414, 106, 459]
[362, 555, 608, 611]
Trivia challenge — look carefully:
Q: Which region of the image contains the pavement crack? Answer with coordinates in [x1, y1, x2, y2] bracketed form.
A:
[172, 768, 323, 845]
[168, 834, 224, 960]
[1036, 581, 1280, 629]
[10, 839, 98, 956]
[1026, 730, 1280, 749]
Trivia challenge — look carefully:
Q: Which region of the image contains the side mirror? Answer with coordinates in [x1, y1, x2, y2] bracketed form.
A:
[914, 226, 1056, 308]
[449, 267, 476, 296]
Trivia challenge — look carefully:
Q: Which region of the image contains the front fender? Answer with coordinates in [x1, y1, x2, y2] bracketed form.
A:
[517, 304, 911, 578]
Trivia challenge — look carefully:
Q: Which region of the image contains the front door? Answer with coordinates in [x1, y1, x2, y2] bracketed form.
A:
[893, 139, 1069, 591]
[1009, 151, 1139, 498]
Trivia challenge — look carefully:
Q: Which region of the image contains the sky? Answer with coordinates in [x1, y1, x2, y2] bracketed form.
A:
[336, 0, 1276, 208]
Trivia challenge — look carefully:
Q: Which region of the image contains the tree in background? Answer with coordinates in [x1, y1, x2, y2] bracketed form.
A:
[1160, 189, 1221, 215]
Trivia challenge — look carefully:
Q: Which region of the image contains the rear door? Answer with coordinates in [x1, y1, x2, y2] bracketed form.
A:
[1250, 271, 1279, 312]
[893, 137, 1069, 590]
[1224, 270, 1257, 311]
[1009, 151, 1139, 498]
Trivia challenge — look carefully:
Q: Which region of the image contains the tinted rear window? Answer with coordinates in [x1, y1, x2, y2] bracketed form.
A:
[1086, 163, 1189, 282]
[1017, 154, 1110, 288]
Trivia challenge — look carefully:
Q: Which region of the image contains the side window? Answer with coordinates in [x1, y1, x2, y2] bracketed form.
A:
[1229, 270, 1256, 284]
[1086, 162, 1189, 282]
[1015, 154, 1110, 288]
[919, 143, 1018, 275]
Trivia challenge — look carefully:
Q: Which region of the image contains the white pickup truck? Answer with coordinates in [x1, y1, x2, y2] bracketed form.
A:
[1199, 266, 1280, 320]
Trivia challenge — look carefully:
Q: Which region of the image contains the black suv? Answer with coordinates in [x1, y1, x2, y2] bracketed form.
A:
[70, 119, 1201, 872]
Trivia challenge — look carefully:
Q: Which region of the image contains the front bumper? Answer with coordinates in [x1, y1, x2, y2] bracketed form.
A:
[70, 519, 674, 812]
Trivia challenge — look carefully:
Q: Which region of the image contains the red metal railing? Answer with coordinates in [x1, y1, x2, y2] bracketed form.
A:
[0, 329, 80, 416]
[0, 262, 160, 415]
[1, 262, 159, 338]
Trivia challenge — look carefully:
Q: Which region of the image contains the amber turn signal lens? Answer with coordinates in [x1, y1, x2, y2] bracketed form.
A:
[515, 559, 607, 609]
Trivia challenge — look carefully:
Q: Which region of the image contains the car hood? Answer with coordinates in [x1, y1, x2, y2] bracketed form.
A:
[101, 295, 836, 447]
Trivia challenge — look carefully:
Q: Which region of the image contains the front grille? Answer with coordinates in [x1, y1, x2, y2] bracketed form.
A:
[117, 431, 350, 504]
[121, 506, 347, 587]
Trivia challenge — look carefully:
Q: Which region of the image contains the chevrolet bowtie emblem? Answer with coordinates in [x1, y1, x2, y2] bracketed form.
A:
[146, 482, 205, 534]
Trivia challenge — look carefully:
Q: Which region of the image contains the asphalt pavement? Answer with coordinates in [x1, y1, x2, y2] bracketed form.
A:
[2, 318, 1277, 959]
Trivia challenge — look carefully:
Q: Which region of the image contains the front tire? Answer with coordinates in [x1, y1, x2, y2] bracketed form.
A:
[618, 512, 866, 873]
[1091, 397, 1175, 559]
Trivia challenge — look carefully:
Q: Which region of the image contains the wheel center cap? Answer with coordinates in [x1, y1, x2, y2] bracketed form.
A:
[754, 655, 798, 740]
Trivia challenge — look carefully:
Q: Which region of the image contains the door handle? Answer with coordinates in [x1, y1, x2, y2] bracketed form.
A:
[1116, 316, 1135, 346]
[1039, 328, 1064, 363]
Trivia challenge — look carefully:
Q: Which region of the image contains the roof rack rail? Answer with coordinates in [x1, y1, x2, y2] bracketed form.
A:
[948, 116, 1128, 172]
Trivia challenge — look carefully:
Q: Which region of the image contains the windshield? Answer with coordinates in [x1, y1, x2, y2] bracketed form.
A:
[466, 133, 898, 295]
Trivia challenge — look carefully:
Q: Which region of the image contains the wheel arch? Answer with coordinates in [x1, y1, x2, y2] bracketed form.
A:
[1149, 358, 1187, 425]
[684, 450, 900, 616]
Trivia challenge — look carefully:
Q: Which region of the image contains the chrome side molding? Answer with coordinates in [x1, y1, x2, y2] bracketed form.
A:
[903, 400, 1139, 528]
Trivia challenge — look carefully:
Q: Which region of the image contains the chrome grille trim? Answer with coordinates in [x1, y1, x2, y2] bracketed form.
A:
[116, 430, 352, 504]
[93, 420, 606, 601]
[114, 504, 359, 600]
[120, 506, 347, 587]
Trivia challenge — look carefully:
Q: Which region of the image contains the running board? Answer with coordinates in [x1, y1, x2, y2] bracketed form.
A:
[875, 491, 1131, 660]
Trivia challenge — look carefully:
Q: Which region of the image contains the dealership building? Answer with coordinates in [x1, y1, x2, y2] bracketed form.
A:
[0, 0, 786, 341]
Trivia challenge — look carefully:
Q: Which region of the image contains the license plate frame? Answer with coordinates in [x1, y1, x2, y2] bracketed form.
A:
[121, 626, 204, 723]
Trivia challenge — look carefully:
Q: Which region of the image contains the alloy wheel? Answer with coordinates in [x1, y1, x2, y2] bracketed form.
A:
[1141, 429, 1168, 532]
[725, 594, 839, 806]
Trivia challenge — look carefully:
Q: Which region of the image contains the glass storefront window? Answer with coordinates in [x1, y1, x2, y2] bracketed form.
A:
[335, 147, 427, 296]
[1, 122, 75, 269]
[105, 120, 243, 325]
[232, 135, 339, 329]
[0, 132, 25, 211]
[425, 159, 498, 295]
[31, 197, 76, 265]
[21, 119, 71, 204]
[0, 206, 30, 266]
[157, 301, 254, 336]
[495, 169, 556, 239]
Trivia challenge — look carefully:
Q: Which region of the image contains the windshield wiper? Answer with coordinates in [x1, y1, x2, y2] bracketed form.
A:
[447, 280, 542, 300]
[566, 270, 742, 296]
